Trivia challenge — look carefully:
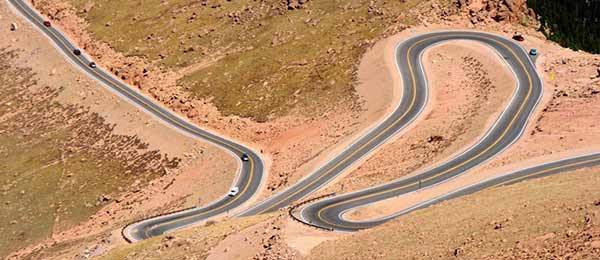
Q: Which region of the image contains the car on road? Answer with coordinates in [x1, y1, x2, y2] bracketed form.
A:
[241, 153, 249, 162]
[43, 21, 51, 27]
[73, 49, 81, 56]
[89, 62, 97, 68]
[529, 48, 538, 56]
[228, 186, 240, 197]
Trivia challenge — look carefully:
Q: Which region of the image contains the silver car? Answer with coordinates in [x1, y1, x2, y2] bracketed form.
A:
[227, 186, 239, 197]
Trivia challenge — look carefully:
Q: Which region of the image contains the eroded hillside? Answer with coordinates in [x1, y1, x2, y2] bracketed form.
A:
[0, 48, 179, 257]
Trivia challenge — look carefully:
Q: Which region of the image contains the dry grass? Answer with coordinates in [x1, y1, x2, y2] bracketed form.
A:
[61, 0, 424, 121]
[0, 49, 177, 258]
[305, 166, 600, 259]
[99, 214, 274, 260]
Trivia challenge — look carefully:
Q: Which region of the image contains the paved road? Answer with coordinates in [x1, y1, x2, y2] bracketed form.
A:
[301, 153, 600, 231]
[13, 0, 571, 241]
[291, 31, 547, 231]
[7, 0, 264, 242]
[241, 31, 543, 216]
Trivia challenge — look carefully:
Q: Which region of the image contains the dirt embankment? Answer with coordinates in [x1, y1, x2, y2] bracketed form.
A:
[320, 38, 515, 198]
[325, 0, 600, 222]
[307, 1, 600, 258]
[7, 0, 600, 258]
[25, 0, 422, 202]
[305, 166, 600, 259]
[1, 2, 237, 259]
[227, 1, 600, 258]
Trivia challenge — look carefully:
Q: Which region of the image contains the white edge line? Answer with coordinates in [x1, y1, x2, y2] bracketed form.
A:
[334, 32, 545, 225]
[7, 0, 267, 242]
[239, 31, 422, 214]
[294, 31, 543, 228]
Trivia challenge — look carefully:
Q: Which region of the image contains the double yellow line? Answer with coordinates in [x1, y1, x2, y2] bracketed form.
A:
[255, 37, 429, 214]
[315, 34, 536, 229]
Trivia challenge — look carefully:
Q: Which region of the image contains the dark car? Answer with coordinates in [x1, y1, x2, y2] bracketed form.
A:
[73, 49, 81, 56]
[241, 153, 249, 162]
[43, 21, 51, 27]
[512, 33, 524, 42]
[89, 62, 97, 68]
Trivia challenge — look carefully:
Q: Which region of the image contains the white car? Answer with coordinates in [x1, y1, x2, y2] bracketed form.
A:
[241, 153, 249, 162]
[228, 186, 239, 197]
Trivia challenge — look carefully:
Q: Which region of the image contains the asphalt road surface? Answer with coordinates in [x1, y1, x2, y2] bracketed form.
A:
[241, 30, 543, 216]
[8, 0, 264, 242]
[301, 153, 600, 231]
[14, 0, 596, 242]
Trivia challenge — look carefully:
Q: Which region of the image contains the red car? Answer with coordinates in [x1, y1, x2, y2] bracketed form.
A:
[43, 21, 51, 27]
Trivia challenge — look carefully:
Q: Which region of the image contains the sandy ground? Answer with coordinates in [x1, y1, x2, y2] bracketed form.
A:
[342, 24, 600, 221]
[315, 29, 516, 201]
[305, 165, 600, 259]
[250, 7, 599, 256]
[6, 0, 599, 258]
[24, 0, 401, 204]
[1, 1, 238, 258]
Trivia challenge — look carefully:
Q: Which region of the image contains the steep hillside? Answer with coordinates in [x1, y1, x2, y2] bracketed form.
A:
[1, 2, 237, 258]
[0, 46, 178, 258]
[306, 166, 600, 259]
[35, 0, 423, 120]
[5, 0, 600, 259]
[27, 0, 442, 199]
[528, 0, 600, 54]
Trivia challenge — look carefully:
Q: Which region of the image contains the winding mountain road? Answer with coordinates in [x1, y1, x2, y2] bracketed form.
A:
[301, 152, 600, 231]
[242, 31, 543, 216]
[11, 0, 599, 242]
[8, 0, 264, 242]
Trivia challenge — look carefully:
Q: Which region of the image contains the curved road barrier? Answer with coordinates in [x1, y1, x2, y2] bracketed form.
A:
[300, 153, 600, 231]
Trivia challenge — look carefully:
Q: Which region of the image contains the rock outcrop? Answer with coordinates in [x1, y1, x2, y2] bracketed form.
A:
[455, 0, 535, 24]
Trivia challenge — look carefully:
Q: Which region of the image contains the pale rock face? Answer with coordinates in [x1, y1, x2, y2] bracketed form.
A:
[455, 0, 531, 24]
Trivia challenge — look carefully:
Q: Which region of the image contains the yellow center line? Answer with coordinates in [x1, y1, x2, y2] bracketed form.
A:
[14, 0, 257, 238]
[256, 35, 432, 214]
[143, 156, 255, 237]
[321, 156, 600, 230]
[317, 34, 537, 229]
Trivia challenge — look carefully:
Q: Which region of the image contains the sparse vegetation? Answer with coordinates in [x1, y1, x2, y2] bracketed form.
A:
[306, 167, 600, 259]
[0, 49, 179, 257]
[99, 214, 273, 260]
[55, 0, 422, 121]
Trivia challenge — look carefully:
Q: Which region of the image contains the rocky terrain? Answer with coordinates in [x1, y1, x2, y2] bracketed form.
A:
[2, 0, 600, 259]
[321, 40, 515, 195]
[1, 2, 238, 258]
[26, 0, 429, 199]
[306, 166, 600, 259]
[0, 47, 179, 257]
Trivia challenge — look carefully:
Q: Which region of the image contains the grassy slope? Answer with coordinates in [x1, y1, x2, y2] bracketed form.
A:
[61, 0, 423, 121]
[0, 49, 176, 257]
[305, 166, 600, 259]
